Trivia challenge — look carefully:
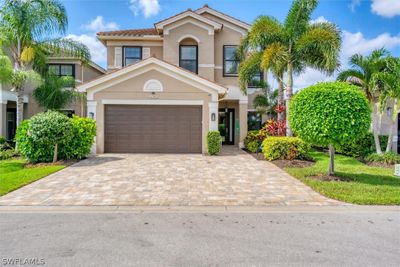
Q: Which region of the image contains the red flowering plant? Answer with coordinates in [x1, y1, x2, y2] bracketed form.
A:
[262, 119, 286, 136]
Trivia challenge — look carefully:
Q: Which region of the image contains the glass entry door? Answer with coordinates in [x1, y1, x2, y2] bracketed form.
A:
[218, 108, 235, 145]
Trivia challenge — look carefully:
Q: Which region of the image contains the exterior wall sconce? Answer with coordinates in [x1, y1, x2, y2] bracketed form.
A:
[89, 112, 94, 119]
[387, 107, 393, 117]
[211, 113, 216, 121]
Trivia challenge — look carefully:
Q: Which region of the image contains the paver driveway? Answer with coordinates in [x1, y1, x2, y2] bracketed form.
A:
[0, 148, 339, 206]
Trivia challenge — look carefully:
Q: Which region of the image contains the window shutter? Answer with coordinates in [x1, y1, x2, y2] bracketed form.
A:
[142, 47, 151, 59]
[114, 47, 122, 68]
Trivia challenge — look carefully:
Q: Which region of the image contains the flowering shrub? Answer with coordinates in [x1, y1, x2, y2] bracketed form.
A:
[262, 119, 286, 136]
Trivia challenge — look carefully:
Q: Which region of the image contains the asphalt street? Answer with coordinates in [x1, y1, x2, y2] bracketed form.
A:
[0, 207, 399, 267]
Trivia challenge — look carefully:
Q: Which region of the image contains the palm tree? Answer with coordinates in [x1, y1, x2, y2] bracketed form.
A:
[371, 57, 400, 153]
[0, 0, 90, 126]
[33, 74, 78, 111]
[238, 0, 341, 136]
[337, 49, 389, 154]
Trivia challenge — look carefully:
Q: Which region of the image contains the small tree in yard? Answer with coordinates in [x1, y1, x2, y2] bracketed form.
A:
[289, 82, 371, 175]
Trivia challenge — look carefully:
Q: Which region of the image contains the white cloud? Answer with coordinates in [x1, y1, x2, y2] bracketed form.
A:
[349, 0, 361, 12]
[292, 30, 400, 90]
[130, 0, 160, 18]
[67, 34, 106, 64]
[342, 31, 400, 58]
[310, 16, 328, 24]
[371, 0, 400, 18]
[82, 16, 119, 32]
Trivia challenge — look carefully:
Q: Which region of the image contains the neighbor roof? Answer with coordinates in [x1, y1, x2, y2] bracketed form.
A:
[97, 28, 159, 37]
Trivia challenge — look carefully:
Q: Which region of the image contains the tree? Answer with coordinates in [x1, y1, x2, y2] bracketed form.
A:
[33, 74, 78, 111]
[289, 82, 371, 175]
[337, 49, 389, 154]
[371, 57, 400, 153]
[239, 0, 341, 136]
[0, 0, 90, 126]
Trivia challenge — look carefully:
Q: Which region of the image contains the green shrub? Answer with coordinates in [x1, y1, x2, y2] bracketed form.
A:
[336, 133, 389, 157]
[366, 152, 400, 165]
[0, 136, 6, 144]
[244, 130, 263, 153]
[207, 131, 221, 155]
[289, 82, 371, 175]
[16, 111, 73, 163]
[262, 137, 310, 161]
[0, 148, 17, 160]
[59, 116, 96, 159]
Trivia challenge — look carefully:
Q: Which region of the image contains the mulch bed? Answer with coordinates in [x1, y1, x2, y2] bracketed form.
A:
[24, 159, 79, 168]
[308, 174, 349, 182]
[271, 159, 315, 169]
[366, 162, 394, 169]
[243, 149, 315, 168]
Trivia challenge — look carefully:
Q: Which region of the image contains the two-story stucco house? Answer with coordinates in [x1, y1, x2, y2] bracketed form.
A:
[78, 5, 266, 154]
[0, 58, 105, 141]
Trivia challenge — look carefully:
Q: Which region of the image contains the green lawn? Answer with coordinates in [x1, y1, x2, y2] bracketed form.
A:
[285, 152, 400, 205]
[0, 159, 65, 196]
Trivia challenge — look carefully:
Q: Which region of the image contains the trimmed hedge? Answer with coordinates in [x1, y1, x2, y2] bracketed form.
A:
[336, 133, 388, 157]
[59, 116, 96, 159]
[16, 111, 96, 163]
[244, 130, 263, 153]
[262, 137, 310, 161]
[207, 131, 221, 155]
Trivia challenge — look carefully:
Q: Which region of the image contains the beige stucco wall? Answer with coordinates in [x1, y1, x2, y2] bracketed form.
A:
[106, 41, 163, 70]
[163, 18, 215, 81]
[91, 69, 212, 154]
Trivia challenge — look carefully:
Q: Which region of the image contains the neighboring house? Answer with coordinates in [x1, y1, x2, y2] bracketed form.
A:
[0, 58, 105, 140]
[78, 5, 265, 154]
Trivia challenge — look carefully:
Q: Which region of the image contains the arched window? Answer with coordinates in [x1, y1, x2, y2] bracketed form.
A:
[179, 37, 198, 74]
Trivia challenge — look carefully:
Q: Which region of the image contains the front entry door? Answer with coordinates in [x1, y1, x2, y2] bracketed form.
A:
[218, 108, 235, 145]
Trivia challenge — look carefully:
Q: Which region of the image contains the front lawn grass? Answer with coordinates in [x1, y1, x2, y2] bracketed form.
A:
[0, 159, 65, 196]
[285, 152, 400, 205]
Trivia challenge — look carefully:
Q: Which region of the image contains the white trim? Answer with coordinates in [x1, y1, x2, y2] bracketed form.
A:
[155, 11, 222, 32]
[214, 66, 223, 69]
[177, 34, 201, 43]
[79, 57, 226, 100]
[239, 100, 248, 105]
[195, 7, 251, 30]
[199, 64, 215, 68]
[143, 79, 163, 92]
[106, 41, 163, 46]
[164, 20, 214, 35]
[208, 102, 218, 131]
[102, 99, 204, 105]
[223, 23, 248, 36]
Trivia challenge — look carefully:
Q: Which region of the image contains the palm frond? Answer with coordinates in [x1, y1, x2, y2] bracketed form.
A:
[296, 22, 341, 74]
[336, 69, 365, 86]
[0, 49, 13, 83]
[261, 42, 288, 75]
[238, 52, 263, 93]
[40, 38, 91, 63]
[253, 94, 270, 108]
[248, 15, 285, 49]
[284, 0, 319, 40]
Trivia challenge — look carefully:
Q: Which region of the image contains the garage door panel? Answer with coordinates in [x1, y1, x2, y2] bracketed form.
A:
[105, 105, 202, 153]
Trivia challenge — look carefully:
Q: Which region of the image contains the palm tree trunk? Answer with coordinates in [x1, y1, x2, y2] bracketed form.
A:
[53, 143, 58, 163]
[16, 88, 24, 126]
[386, 101, 397, 153]
[277, 74, 284, 122]
[372, 103, 383, 154]
[285, 62, 293, 136]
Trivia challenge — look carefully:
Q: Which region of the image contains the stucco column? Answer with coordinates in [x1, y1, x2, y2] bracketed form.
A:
[239, 100, 248, 148]
[0, 101, 7, 138]
[87, 101, 97, 154]
[208, 101, 218, 131]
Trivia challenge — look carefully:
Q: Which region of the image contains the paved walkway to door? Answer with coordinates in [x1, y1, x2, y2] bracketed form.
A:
[0, 148, 340, 206]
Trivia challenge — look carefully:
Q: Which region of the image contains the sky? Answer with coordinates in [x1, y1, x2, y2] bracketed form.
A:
[61, 0, 400, 89]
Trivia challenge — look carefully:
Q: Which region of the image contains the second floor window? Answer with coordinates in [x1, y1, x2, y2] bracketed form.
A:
[223, 45, 239, 76]
[48, 64, 75, 78]
[179, 45, 198, 73]
[248, 72, 264, 88]
[124, 47, 142, 66]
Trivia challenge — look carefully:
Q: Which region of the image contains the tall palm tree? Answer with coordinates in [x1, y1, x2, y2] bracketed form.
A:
[337, 49, 389, 154]
[238, 0, 341, 136]
[33, 74, 78, 111]
[0, 0, 90, 126]
[371, 57, 400, 153]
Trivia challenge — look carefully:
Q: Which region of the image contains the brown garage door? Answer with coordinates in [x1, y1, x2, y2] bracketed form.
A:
[104, 105, 202, 153]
